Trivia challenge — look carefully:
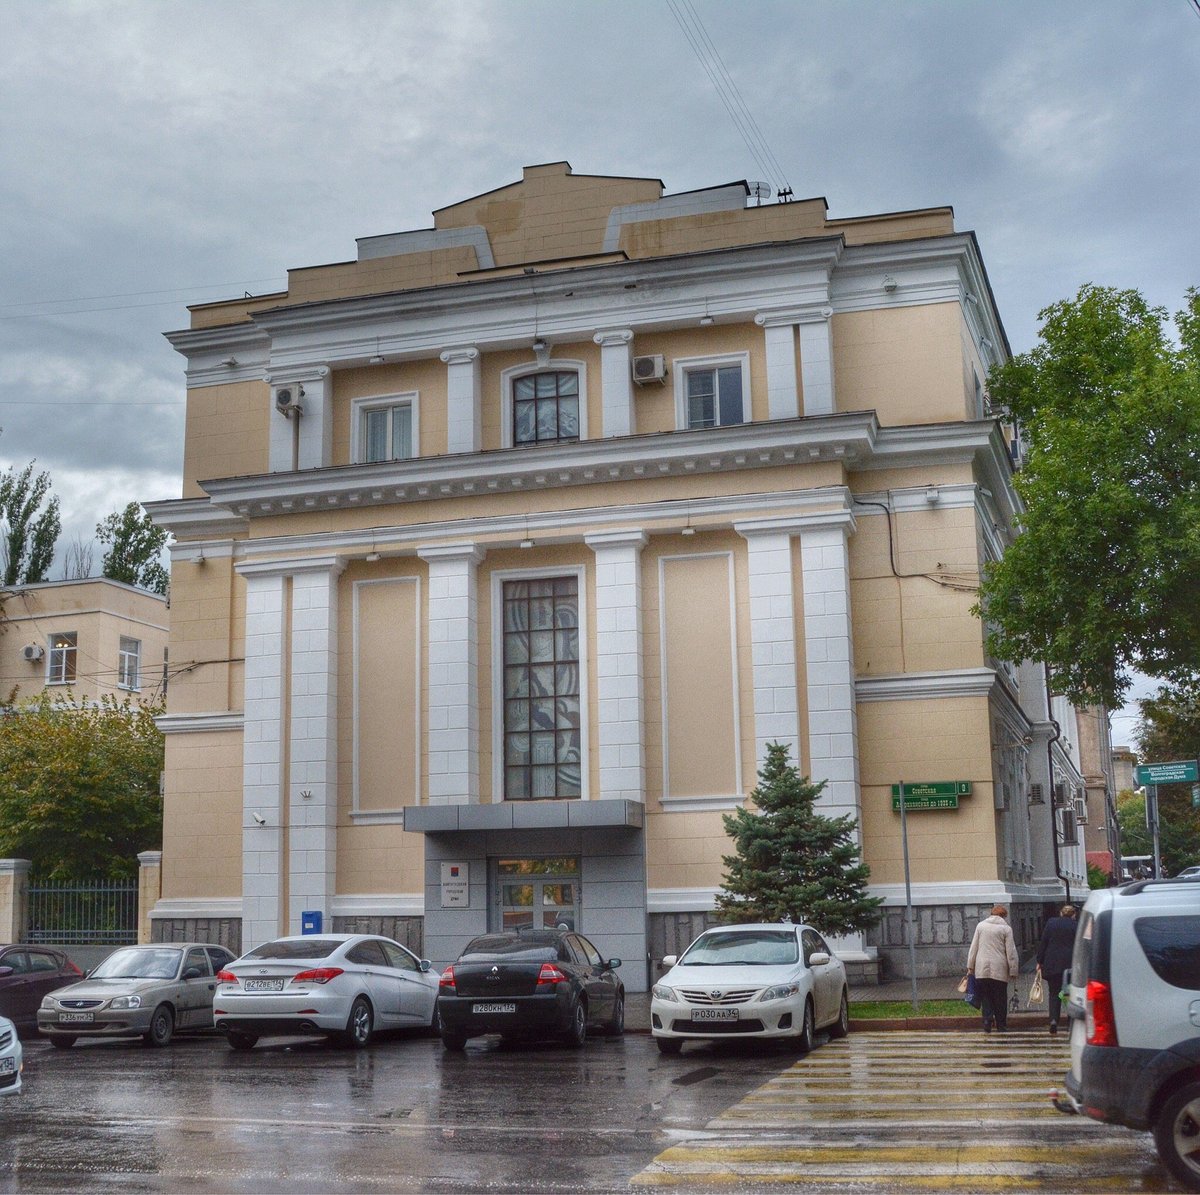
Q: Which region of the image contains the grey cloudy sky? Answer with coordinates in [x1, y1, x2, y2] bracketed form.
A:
[3, 0, 1197, 740]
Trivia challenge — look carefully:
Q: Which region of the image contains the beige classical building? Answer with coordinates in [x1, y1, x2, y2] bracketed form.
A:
[0, 578, 167, 704]
[147, 162, 1095, 985]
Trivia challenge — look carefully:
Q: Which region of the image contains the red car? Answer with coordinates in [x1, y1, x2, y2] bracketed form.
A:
[0, 945, 82, 1034]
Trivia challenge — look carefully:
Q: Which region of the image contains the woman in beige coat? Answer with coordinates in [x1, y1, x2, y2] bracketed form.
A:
[967, 904, 1020, 1032]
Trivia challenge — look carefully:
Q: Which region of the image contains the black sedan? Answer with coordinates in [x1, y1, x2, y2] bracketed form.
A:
[0, 945, 82, 1034]
[437, 930, 624, 1050]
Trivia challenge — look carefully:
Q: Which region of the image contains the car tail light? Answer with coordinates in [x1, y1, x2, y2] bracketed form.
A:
[536, 963, 569, 987]
[439, 966, 456, 991]
[215, 970, 239, 984]
[1086, 979, 1118, 1046]
[292, 967, 344, 984]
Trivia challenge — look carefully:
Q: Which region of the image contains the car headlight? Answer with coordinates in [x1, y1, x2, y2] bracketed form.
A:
[758, 983, 800, 1002]
[652, 983, 678, 1002]
[109, 995, 142, 1010]
[40, 996, 57, 1010]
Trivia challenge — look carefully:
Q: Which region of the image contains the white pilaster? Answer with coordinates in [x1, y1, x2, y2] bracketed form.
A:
[797, 306, 836, 416]
[754, 315, 801, 420]
[419, 544, 484, 805]
[265, 365, 332, 473]
[239, 569, 287, 951]
[586, 530, 647, 802]
[593, 329, 635, 438]
[286, 557, 346, 933]
[735, 522, 801, 771]
[799, 514, 860, 819]
[440, 347, 481, 455]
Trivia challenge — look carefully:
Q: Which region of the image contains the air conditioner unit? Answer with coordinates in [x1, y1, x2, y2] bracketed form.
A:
[1059, 807, 1078, 844]
[1074, 795, 1089, 824]
[631, 354, 667, 385]
[1053, 781, 1069, 808]
[22, 643, 44, 662]
[274, 385, 304, 415]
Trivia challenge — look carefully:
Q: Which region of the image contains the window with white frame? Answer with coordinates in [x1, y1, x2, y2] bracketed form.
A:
[48, 632, 77, 684]
[352, 394, 417, 463]
[675, 354, 749, 430]
[501, 577, 581, 799]
[512, 371, 580, 446]
[118, 636, 141, 690]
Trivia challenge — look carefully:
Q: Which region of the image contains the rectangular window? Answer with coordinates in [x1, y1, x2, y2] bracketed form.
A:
[118, 636, 141, 690]
[362, 402, 413, 463]
[48, 632, 77, 684]
[685, 364, 744, 429]
[512, 371, 580, 446]
[502, 577, 580, 799]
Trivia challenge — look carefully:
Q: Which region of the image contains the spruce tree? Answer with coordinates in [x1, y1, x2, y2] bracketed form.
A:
[715, 742, 882, 937]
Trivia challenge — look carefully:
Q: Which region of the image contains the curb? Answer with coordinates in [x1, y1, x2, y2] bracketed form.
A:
[850, 1012, 1047, 1032]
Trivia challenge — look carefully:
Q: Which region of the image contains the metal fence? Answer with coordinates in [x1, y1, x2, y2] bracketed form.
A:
[25, 879, 138, 946]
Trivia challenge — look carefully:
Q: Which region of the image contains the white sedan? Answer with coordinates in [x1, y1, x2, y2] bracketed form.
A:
[651, 922, 849, 1055]
[0, 1014, 22, 1095]
[214, 933, 441, 1050]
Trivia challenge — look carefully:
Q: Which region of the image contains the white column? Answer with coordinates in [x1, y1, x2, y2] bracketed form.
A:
[287, 557, 346, 933]
[441, 347, 481, 455]
[419, 544, 484, 805]
[586, 530, 647, 802]
[799, 514, 860, 819]
[593, 329, 635, 438]
[754, 315, 801, 420]
[239, 569, 287, 951]
[735, 522, 801, 772]
[265, 366, 332, 472]
[797, 305, 836, 416]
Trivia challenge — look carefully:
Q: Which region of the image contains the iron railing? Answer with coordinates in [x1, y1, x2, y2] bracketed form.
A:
[25, 879, 138, 946]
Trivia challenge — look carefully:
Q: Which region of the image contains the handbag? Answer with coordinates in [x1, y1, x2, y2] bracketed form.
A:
[1029, 970, 1044, 1004]
[963, 974, 982, 1009]
[957, 974, 969, 994]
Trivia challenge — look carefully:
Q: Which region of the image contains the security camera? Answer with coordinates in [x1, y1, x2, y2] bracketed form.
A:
[251, 812, 266, 826]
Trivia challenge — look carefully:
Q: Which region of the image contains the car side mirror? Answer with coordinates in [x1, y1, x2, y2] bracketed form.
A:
[808, 952, 830, 967]
[419, 959, 433, 973]
[0, 966, 12, 979]
[182, 966, 204, 981]
[605, 958, 622, 971]
[661, 955, 678, 969]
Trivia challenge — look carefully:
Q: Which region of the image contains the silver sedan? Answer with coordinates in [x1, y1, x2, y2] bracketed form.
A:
[214, 933, 441, 1050]
[37, 943, 236, 1048]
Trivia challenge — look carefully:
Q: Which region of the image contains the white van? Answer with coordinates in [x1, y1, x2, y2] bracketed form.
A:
[1056, 876, 1200, 1189]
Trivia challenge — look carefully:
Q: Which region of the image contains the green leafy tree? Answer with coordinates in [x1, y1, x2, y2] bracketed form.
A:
[977, 285, 1200, 708]
[96, 501, 168, 594]
[1116, 787, 1200, 877]
[0, 460, 61, 585]
[0, 692, 164, 879]
[715, 742, 882, 936]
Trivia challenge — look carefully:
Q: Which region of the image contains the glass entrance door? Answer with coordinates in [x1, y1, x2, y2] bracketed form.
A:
[495, 857, 580, 932]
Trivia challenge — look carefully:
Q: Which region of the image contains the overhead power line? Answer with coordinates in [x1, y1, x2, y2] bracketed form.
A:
[666, 0, 793, 197]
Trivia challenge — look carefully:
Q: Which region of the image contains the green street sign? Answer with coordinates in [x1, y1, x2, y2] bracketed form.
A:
[890, 781, 972, 798]
[1135, 760, 1199, 785]
[891, 793, 959, 811]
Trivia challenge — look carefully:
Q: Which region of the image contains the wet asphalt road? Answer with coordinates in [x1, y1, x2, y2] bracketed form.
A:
[0, 1028, 793, 1193]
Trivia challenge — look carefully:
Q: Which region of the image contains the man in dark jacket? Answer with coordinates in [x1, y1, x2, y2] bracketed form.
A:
[1036, 904, 1078, 1035]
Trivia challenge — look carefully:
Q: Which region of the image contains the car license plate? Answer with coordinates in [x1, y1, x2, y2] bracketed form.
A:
[691, 1008, 738, 1022]
[59, 1012, 94, 1024]
[244, 979, 285, 992]
[0, 1058, 14, 1075]
[472, 1002, 516, 1014]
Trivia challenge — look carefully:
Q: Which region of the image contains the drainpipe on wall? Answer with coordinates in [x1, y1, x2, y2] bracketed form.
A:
[1044, 663, 1070, 904]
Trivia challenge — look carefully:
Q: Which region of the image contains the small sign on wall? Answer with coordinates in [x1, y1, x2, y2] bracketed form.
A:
[440, 862, 469, 908]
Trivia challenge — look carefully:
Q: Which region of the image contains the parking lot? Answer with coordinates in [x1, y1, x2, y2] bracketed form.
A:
[0, 1024, 1171, 1192]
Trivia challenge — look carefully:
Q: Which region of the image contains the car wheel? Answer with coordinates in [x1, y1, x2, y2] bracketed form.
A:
[428, 1001, 442, 1037]
[1153, 1080, 1200, 1191]
[564, 997, 588, 1048]
[829, 989, 850, 1039]
[226, 1030, 258, 1051]
[605, 991, 625, 1037]
[795, 999, 814, 1054]
[342, 997, 373, 1049]
[440, 1031, 467, 1052]
[49, 1035, 76, 1049]
[143, 1004, 174, 1048]
[656, 1037, 683, 1056]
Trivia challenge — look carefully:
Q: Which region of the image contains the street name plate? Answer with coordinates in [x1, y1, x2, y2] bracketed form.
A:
[890, 781, 970, 811]
[1135, 760, 1199, 785]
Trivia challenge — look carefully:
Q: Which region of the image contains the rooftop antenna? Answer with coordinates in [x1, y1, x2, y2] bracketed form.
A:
[747, 180, 772, 207]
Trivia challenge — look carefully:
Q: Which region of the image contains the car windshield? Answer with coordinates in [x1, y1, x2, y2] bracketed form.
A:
[459, 935, 558, 962]
[242, 939, 342, 962]
[679, 930, 799, 966]
[91, 948, 182, 980]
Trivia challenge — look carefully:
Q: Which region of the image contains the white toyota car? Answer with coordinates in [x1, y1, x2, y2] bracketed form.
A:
[0, 1014, 22, 1096]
